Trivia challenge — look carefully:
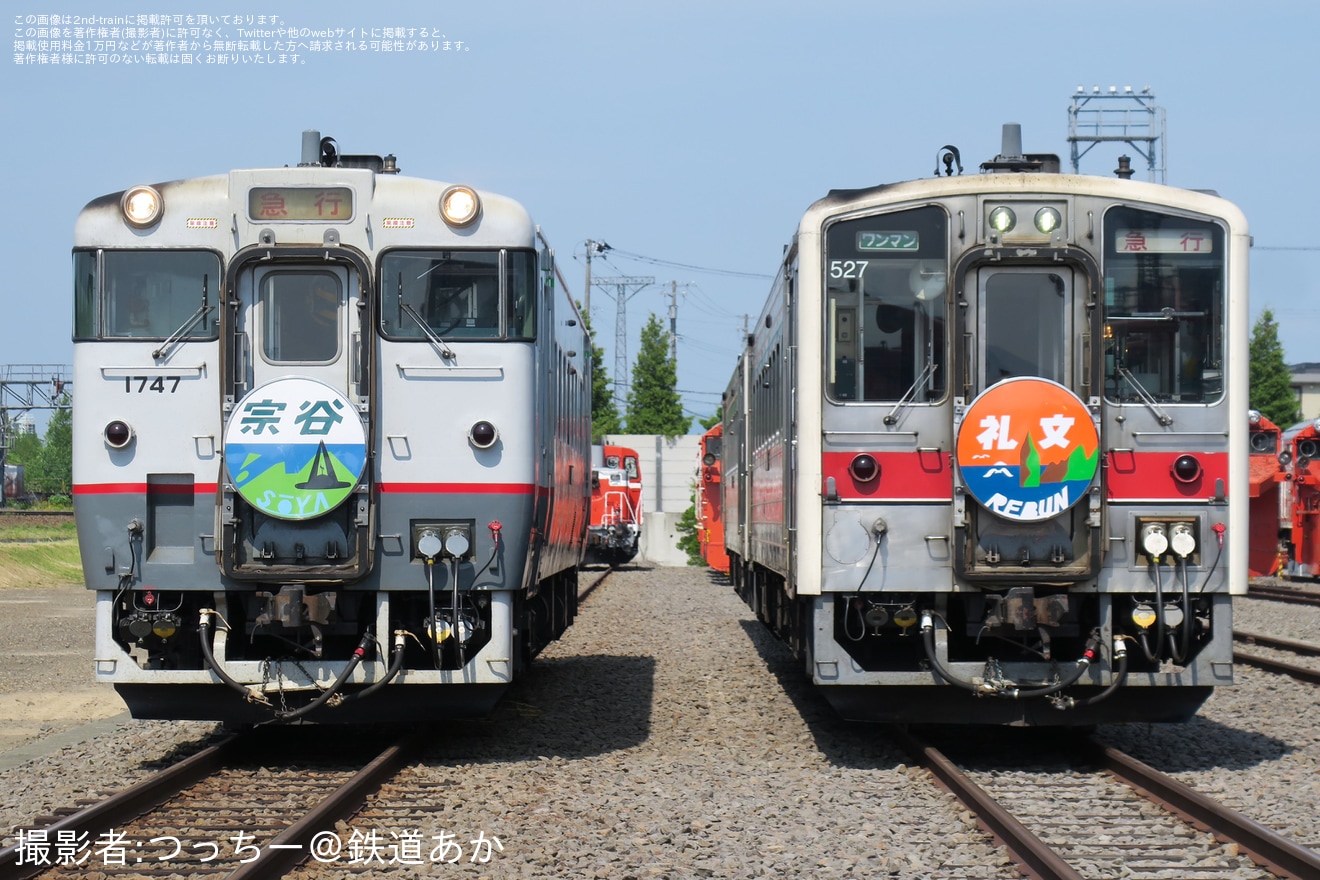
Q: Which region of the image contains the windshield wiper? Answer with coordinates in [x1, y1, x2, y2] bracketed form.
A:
[153, 275, 215, 360]
[1116, 366, 1173, 426]
[397, 273, 455, 359]
[884, 358, 938, 426]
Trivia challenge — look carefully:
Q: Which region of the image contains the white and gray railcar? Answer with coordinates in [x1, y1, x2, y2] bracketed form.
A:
[73, 132, 590, 722]
[722, 127, 1249, 725]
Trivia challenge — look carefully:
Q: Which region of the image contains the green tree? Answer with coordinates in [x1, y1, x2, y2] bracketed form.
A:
[31, 406, 73, 501]
[581, 306, 620, 442]
[4, 425, 43, 469]
[626, 313, 690, 436]
[697, 411, 721, 431]
[1249, 309, 1301, 427]
[674, 488, 706, 566]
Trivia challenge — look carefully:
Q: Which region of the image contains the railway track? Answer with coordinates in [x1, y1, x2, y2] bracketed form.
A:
[891, 727, 1320, 880]
[0, 728, 417, 879]
[1233, 631, 1320, 684]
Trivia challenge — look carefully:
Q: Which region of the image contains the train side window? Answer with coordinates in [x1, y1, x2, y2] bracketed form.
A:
[96, 250, 221, 341]
[507, 250, 537, 340]
[72, 251, 97, 339]
[1102, 207, 1225, 404]
[823, 207, 947, 404]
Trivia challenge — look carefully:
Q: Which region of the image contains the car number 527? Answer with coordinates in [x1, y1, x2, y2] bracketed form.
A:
[828, 260, 868, 280]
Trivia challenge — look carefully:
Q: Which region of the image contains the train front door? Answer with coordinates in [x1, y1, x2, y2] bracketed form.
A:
[955, 264, 1100, 579]
[234, 264, 360, 397]
[220, 259, 372, 576]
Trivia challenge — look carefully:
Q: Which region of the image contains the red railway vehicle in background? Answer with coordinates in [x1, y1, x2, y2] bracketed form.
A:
[696, 423, 730, 574]
[585, 444, 642, 565]
[1247, 411, 1285, 578]
[1280, 419, 1320, 579]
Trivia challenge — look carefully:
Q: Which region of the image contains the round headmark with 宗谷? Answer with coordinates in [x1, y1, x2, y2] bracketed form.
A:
[223, 377, 367, 521]
[955, 378, 1099, 523]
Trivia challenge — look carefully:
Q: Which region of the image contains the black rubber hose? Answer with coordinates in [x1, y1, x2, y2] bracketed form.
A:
[340, 633, 407, 703]
[920, 616, 1095, 699]
[273, 633, 374, 722]
[199, 611, 267, 703]
[1057, 642, 1130, 709]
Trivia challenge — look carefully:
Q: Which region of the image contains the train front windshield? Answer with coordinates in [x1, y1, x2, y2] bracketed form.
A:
[823, 206, 948, 403]
[1102, 207, 1225, 403]
[73, 250, 220, 341]
[379, 249, 537, 340]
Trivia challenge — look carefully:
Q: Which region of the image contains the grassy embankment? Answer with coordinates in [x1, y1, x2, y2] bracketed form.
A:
[0, 515, 83, 589]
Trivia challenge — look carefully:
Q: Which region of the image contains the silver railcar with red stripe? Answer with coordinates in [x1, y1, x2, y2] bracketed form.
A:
[722, 126, 1248, 725]
[73, 133, 590, 722]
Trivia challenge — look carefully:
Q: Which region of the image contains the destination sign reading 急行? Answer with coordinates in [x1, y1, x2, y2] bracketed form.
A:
[248, 187, 354, 222]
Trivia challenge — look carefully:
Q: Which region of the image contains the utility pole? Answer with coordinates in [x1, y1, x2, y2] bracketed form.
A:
[582, 239, 610, 320]
[592, 275, 654, 414]
[668, 281, 679, 363]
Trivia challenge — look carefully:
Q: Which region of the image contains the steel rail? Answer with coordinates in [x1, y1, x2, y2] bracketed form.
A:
[577, 568, 613, 605]
[1087, 738, 1320, 880]
[886, 725, 1085, 880]
[1235, 630, 1320, 656]
[1247, 585, 1320, 607]
[1233, 650, 1320, 685]
[0, 735, 241, 880]
[226, 734, 420, 880]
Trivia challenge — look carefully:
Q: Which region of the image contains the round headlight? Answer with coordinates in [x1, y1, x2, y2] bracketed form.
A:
[1034, 207, 1062, 234]
[468, 420, 498, 449]
[104, 420, 134, 449]
[121, 185, 163, 228]
[988, 206, 1016, 234]
[1247, 409, 1262, 426]
[849, 453, 880, 483]
[440, 185, 480, 227]
[702, 452, 716, 466]
[1171, 454, 1202, 484]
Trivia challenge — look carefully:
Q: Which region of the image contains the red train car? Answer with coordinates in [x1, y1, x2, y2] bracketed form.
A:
[1281, 420, 1320, 579]
[585, 444, 642, 565]
[697, 424, 730, 573]
[1247, 411, 1284, 577]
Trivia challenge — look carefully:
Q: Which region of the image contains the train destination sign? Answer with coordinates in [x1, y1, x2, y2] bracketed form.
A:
[223, 377, 367, 521]
[955, 377, 1100, 522]
[856, 231, 920, 251]
[247, 186, 354, 221]
[1114, 228, 1213, 254]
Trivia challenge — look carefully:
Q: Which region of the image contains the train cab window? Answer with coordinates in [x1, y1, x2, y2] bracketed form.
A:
[623, 456, 639, 481]
[259, 271, 341, 363]
[823, 207, 947, 403]
[379, 249, 535, 341]
[74, 250, 221, 341]
[1103, 207, 1225, 404]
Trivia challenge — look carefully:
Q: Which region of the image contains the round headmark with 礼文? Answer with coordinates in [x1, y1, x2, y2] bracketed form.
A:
[955, 377, 1099, 523]
[223, 377, 367, 521]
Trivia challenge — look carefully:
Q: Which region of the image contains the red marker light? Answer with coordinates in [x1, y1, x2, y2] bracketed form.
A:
[849, 454, 880, 483]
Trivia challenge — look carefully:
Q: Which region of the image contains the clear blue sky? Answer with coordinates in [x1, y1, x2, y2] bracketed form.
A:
[4, 1, 1317, 431]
